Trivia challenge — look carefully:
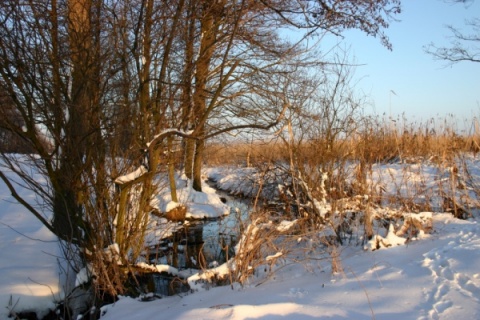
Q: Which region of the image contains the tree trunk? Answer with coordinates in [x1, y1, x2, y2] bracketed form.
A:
[52, 0, 95, 242]
[184, 139, 195, 180]
[181, 0, 196, 181]
[168, 136, 178, 202]
[192, 137, 204, 192]
[190, 0, 220, 191]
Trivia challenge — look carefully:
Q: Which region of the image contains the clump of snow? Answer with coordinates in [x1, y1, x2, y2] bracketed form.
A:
[235, 219, 261, 256]
[266, 252, 283, 261]
[276, 220, 298, 232]
[365, 224, 406, 251]
[363, 212, 434, 251]
[396, 212, 433, 238]
[75, 244, 122, 288]
[136, 262, 179, 275]
[75, 265, 92, 287]
[114, 165, 148, 185]
[313, 198, 331, 218]
[146, 129, 193, 147]
[105, 243, 122, 264]
[187, 260, 233, 291]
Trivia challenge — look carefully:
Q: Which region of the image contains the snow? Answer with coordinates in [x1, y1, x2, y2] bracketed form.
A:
[364, 224, 407, 251]
[266, 252, 283, 261]
[135, 262, 180, 275]
[114, 165, 148, 185]
[276, 219, 298, 232]
[155, 175, 230, 219]
[146, 129, 193, 147]
[2, 158, 480, 319]
[0, 172, 63, 319]
[187, 260, 233, 291]
[75, 266, 92, 287]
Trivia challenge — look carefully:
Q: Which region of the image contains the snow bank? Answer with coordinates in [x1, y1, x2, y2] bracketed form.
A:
[0, 182, 62, 319]
[187, 260, 233, 291]
[154, 175, 229, 220]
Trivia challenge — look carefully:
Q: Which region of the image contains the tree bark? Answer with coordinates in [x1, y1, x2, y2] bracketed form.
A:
[190, 0, 222, 191]
[52, 0, 96, 242]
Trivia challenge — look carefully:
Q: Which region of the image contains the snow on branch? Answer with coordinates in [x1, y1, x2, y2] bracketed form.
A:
[135, 262, 180, 275]
[146, 129, 194, 148]
[114, 129, 194, 186]
[114, 165, 148, 185]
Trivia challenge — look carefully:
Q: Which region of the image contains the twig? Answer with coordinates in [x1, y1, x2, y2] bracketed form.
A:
[348, 267, 376, 320]
[0, 221, 58, 243]
[6, 295, 21, 318]
[28, 277, 57, 300]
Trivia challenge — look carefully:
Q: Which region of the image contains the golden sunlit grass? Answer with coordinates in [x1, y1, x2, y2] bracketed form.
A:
[205, 115, 480, 167]
[205, 114, 480, 220]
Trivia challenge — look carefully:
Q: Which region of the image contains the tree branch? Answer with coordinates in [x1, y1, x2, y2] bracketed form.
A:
[205, 102, 289, 139]
[425, 18, 480, 64]
[0, 170, 56, 235]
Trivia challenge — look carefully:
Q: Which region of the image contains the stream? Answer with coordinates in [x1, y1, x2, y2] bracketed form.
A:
[148, 187, 252, 296]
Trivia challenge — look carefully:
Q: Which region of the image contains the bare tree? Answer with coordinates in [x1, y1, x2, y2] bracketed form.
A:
[260, 0, 401, 49]
[0, 0, 162, 296]
[273, 53, 365, 223]
[177, 0, 290, 191]
[180, 0, 402, 191]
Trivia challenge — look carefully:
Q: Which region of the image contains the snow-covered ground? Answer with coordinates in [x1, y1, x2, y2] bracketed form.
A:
[100, 213, 480, 320]
[1, 158, 480, 319]
[0, 178, 62, 319]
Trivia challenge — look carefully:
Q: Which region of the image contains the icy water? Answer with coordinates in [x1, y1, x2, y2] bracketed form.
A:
[151, 192, 251, 296]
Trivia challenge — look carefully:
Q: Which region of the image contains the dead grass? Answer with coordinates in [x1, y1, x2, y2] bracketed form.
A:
[206, 116, 478, 167]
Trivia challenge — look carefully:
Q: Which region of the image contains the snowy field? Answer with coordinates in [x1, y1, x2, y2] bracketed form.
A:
[1, 158, 480, 319]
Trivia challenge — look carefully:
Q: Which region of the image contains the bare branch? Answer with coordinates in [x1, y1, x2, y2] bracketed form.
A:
[425, 18, 480, 64]
[0, 171, 56, 235]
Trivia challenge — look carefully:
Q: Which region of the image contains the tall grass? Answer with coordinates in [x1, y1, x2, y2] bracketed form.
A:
[205, 114, 479, 236]
[206, 114, 479, 167]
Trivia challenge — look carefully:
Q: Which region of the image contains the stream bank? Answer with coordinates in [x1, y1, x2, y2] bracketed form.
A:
[146, 184, 251, 296]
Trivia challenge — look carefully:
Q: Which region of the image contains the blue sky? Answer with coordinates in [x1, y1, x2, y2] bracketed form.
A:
[322, 0, 480, 130]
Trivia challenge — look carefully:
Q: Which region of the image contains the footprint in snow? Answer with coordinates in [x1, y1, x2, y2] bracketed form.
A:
[454, 273, 480, 301]
[433, 299, 453, 314]
[289, 288, 308, 299]
[433, 283, 449, 301]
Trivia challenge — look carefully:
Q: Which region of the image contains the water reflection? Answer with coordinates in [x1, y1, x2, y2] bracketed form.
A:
[149, 196, 250, 296]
